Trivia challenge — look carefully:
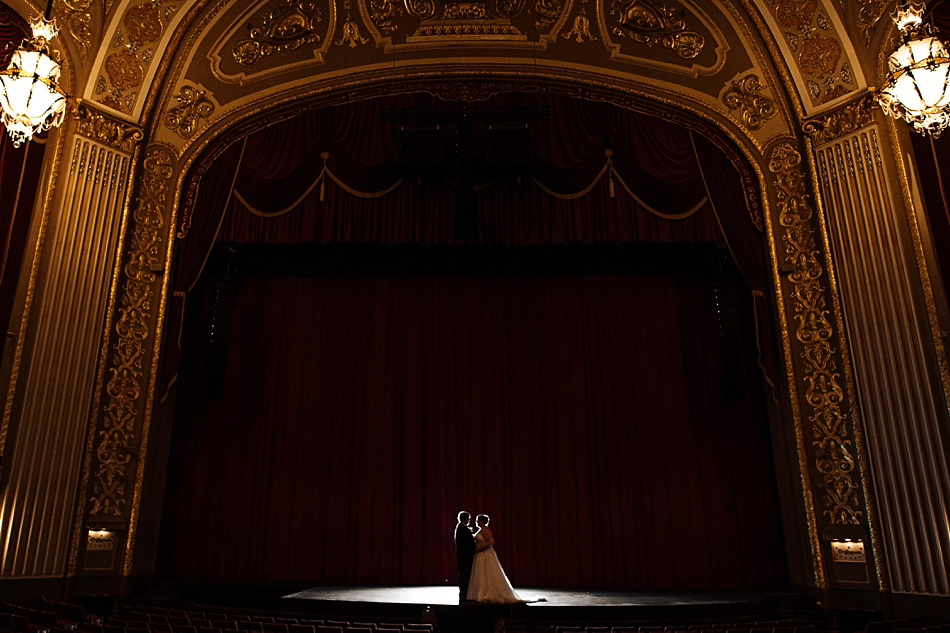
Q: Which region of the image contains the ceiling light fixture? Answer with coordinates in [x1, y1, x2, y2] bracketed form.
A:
[877, 1, 950, 137]
[0, 0, 67, 147]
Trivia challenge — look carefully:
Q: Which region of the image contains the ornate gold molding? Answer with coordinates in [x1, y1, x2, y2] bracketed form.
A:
[857, 0, 888, 45]
[232, 0, 325, 66]
[803, 94, 877, 146]
[608, 0, 704, 58]
[164, 86, 215, 139]
[770, 141, 862, 526]
[722, 74, 777, 131]
[61, 0, 94, 60]
[76, 103, 145, 153]
[90, 145, 172, 517]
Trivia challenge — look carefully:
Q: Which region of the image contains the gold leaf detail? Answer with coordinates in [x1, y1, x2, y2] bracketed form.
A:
[232, 0, 323, 67]
[722, 74, 778, 131]
[91, 146, 172, 517]
[609, 0, 704, 59]
[76, 104, 144, 152]
[164, 86, 215, 139]
[769, 142, 861, 525]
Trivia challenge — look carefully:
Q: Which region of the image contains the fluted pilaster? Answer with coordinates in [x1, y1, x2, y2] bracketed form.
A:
[814, 123, 950, 595]
[0, 110, 140, 577]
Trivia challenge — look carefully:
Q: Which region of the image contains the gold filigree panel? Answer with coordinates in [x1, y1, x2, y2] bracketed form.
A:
[91, 0, 188, 116]
[769, 141, 863, 526]
[597, 0, 727, 76]
[760, 0, 861, 109]
[721, 73, 777, 131]
[76, 103, 145, 152]
[211, 0, 336, 83]
[803, 93, 876, 146]
[62, 0, 95, 60]
[89, 145, 172, 518]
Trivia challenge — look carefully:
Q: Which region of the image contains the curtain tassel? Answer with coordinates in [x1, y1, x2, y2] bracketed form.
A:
[320, 151, 329, 202]
[606, 149, 615, 198]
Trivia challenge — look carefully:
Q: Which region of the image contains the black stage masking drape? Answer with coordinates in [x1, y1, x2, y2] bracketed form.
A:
[160, 94, 787, 590]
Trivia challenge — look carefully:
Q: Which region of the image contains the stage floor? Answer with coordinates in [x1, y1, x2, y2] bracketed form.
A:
[281, 586, 760, 608]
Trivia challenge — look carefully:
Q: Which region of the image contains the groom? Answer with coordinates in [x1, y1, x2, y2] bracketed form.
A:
[454, 511, 476, 603]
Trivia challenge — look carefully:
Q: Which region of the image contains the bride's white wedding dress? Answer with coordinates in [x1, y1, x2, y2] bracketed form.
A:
[466, 529, 523, 604]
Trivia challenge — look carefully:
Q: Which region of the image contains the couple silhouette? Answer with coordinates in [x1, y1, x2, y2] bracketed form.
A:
[454, 511, 523, 604]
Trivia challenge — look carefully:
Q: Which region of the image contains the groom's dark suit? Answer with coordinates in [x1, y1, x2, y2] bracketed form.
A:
[455, 520, 476, 602]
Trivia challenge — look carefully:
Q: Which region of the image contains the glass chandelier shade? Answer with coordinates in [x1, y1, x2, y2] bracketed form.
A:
[878, 3, 950, 136]
[0, 16, 67, 148]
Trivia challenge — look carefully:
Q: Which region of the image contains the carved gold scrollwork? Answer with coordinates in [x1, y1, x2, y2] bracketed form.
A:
[534, 0, 564, 30]
[722, 74, 778, 131]
[609, 0, 704, 59]
[62, 0, 93, 59]
[370, 0, 404, 34]
[91, 146, 172, 517]
[404, 0, 437, 19]
[563, 9, 597, 42]
[494, 0, 527, 19]
[76, 104, 144, 153]
[769, 142, 862, 525]
[232, 0, 323, 67]
[164, 86, 215, 139]
[857, 0, 887, 44]
[802, 94, 876, 146]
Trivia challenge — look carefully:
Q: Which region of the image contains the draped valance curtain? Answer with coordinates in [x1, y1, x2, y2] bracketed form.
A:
[160, 92, 787, 590]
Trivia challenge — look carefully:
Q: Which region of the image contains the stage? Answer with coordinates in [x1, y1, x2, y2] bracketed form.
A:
[272, 586, 776, 626]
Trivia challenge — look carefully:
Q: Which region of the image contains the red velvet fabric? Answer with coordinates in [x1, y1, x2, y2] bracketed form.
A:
[162, 245, 786, 589]
[160, 94, 785, 590]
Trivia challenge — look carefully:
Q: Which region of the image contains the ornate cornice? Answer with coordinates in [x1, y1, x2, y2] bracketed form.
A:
[76, 102, 145, 153]
[803, 93, 877, 146]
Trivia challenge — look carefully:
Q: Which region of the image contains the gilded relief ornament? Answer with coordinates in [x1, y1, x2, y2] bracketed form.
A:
[534, 0, 564, 30]
[609, 0, 704, 59]
[125, 3, 164, 45]
[775, 0, 817, 30]
[233, 0, 324, 66]
[722, 74, 778, 131]
[337, 18, 370, 46]
[405, 0, 437, 19]
[62, 0, 94, 59]
[769, 142, 862, 525]
[802, 94, 876, 146]
[857, 0, 887, 43]
[495, 0, 527, 19]
[76, 104, 144, 153]
[563, 7, 597, 42]
[798, 34, 841, 77]
[164, 86, 215, 139]
[370, 0, 404, 34]
[91, 146, 172, 517]
[105, 50, 145, 91]
[407, 1, 525, 39]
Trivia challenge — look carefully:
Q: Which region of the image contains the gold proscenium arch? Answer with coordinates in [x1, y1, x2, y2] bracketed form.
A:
[3, 0, 917, 606]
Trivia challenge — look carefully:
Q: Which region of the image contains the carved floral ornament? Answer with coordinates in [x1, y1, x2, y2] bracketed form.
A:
[722, 74, 778, 131]
[218, 0, 713, 72]
[768, 141, 863, 526]
[94, 0, 185, 115]
[765, 0, 858, 107]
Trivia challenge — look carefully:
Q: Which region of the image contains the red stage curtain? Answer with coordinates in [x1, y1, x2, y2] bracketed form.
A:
[161, 247, 786, 590]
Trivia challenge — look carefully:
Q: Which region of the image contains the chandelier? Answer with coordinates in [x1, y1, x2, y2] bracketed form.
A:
[0, 4, 68, 148]
[877, 2, 950, 137]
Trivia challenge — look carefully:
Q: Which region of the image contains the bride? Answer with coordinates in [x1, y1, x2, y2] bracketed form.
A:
[466, 514, 524, 604]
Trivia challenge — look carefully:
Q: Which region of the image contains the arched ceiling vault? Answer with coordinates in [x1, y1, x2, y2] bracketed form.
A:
[5, 0, 888, 159]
